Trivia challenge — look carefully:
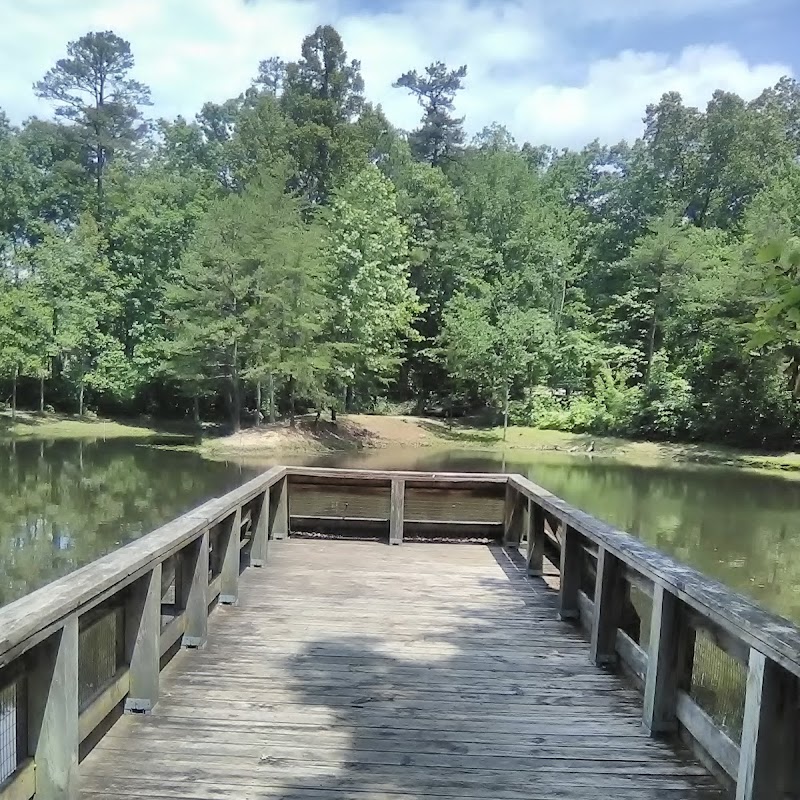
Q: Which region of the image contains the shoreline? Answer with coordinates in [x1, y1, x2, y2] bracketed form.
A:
[5, 409, 800, 478]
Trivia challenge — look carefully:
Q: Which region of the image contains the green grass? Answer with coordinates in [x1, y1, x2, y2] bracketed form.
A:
[423, 421, 800, 477]
[0, 410, 174, 441]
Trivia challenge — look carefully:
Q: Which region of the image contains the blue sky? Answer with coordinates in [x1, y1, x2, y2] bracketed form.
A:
[0, 0, 796, 148]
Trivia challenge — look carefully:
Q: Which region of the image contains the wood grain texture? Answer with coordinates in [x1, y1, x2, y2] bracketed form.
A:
[82, 539, 722, 799]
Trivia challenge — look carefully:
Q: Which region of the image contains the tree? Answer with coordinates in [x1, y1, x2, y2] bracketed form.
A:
[0, 115, 36, 258]
[35, 31, 151, 216]
[441, 282, 554, 440]
[280, 25, 366, 204]
[0, 281, 51, 417]
[30, 216, 121, 414]
[326, 165, 422, 406]
[241, 172, 331, 425]
[394, 62, 467, 166]
[392, 159, 472, 405]
[167, 169, 329, 429]
[166, 193, 253, 431]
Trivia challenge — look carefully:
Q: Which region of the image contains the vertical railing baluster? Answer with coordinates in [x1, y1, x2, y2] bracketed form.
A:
[180, 531, 210, 649]
[643, 584, 694, 734]
[27, 614, 79, 799]
[558, 524, 581, 621]
[220, 508, 242, 605]
[526, 498, 545, 577]
[589, 547, 625, 665]
[736, 650, 797, 800]
[389, 479, 405, 545]
[250, 489, 270, 567]
[269, 476, 289, 541]
[124, 564, 162, 713]
[503, 485, 524, 548]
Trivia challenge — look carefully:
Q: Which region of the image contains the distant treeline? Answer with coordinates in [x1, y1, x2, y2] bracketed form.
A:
[2, 26, 800, 446]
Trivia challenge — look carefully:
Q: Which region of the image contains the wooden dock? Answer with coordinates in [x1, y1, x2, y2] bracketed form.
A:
[1, 467, 799, 800]
[80, 538, 720, 799]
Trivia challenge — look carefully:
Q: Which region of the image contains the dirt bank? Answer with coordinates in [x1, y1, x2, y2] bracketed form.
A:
[200, 414, 800, 477]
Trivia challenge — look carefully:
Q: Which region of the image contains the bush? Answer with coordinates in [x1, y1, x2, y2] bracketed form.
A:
[636, 355, 694, 438]
[569, 367, 640, 435]
[371, 398, 416, 416]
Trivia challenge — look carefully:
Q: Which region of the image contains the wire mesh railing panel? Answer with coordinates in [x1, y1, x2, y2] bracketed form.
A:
[404, 489, 503, 522]
[0, 677, 21, 783]
[78, 605, 124, 711]
[290, 486, 390, 519]
[689, 629, 747, 741]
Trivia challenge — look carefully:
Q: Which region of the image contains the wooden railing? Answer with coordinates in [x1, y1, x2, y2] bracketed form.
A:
[506, 474, 800, 800]
[0, 465, 288, 800]
[0, 466, 798, 800]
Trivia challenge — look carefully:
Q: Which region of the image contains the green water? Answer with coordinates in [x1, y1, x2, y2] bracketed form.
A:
[2, 438, 800, 626]
[0, 438, 253, 606]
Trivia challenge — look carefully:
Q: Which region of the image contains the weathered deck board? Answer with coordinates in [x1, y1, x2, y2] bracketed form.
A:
[81, 540, 723, 799]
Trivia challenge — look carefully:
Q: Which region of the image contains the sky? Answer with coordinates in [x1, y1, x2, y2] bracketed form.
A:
[0, 0, 797, 149]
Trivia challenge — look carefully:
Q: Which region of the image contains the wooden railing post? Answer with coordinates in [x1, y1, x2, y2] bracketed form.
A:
[589, 547, 625, 665]
[124, 564, 162, 713]
[269, 476, 289, 541]
[389, 479, 405, 545]
[503, 485, 524, 548]
[526, 498, 545, 577]
[179, 530, 209, 648]
[643, 584, 694, 734]
[558, 524, 581, 621]
[27, 614, 79, 799]
[251, 489, 269, 567]
[219, 508, 242, 605]
[736, 650, 798, 800]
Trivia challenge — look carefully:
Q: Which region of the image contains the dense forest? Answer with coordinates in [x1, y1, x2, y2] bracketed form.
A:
[2, 26, 800, 447]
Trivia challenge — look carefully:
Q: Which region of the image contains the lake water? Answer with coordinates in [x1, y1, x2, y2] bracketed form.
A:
[2, 437, 800, 626]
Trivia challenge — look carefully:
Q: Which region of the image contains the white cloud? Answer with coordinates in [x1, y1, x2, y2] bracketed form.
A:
[512, 46, 790, 147]
[560, 0, 755, 22]
[0, 0, 791, 148]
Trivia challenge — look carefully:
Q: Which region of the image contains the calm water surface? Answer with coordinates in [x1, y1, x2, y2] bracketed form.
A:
[2, 438, 800, 626]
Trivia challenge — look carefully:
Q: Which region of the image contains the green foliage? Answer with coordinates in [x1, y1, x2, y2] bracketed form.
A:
[34, 31, 151, 215]
[3, 25, 800, 448]
[326, 164, 422, 401]
[394, 62, 467, 166]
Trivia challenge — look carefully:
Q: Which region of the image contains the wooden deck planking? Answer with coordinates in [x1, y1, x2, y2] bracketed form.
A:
[81, 540, 723, 799]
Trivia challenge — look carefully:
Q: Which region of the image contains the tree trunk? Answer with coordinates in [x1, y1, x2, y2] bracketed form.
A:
[230, 382, 241, 432]
[11, 366, 17, 420]
[79, 380, 85, 417]
[502, 380, 510, 443]
[255, 381, 262, 427]
[39, 375, 45, 413]
[192, 395, 200, 426]
[268, 373, 276, 423]
[230, 341, 241, 433]
[555, 276, 567, 332]
[288, 376, 296, 428]
[645, 305, 658, 384]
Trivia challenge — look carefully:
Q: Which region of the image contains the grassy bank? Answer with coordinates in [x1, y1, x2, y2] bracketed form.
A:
[6, 408, 800, 478]
[0, 410, 174, 441]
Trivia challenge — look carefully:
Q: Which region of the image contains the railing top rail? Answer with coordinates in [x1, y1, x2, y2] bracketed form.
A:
[0, 465, 286, 668]
[286, 466, 508, 488]
[509, 473, 800, 679]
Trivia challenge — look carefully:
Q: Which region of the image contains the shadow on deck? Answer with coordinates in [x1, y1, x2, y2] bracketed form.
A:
[81, 540, 721, 799]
